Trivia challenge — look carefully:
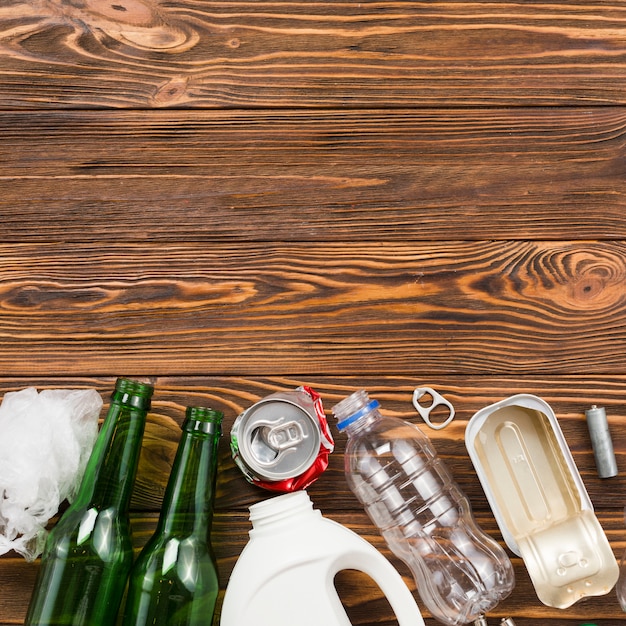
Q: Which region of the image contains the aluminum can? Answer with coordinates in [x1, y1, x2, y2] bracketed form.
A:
[231, 386, 334, 492]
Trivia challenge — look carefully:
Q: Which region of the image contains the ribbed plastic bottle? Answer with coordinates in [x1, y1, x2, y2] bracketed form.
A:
[220, 490, 425, 626]
[332, 390, 515, 626]
[25, 377, 154, 626]
[122, 406, 223, 626]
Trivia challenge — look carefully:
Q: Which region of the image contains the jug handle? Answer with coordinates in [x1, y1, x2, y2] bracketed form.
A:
[331, 533, 425, 626]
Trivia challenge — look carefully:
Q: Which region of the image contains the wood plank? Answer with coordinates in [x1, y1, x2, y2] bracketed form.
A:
[0, 375, 624, 512]
[0, 241, 625, 376]
[1, 2, 626, 108]
[1, 510, 624, 625]
[2, 2, 625, 623]
[1, 108, 626, 242]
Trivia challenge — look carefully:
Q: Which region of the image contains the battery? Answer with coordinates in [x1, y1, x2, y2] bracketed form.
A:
[585, 405, 618, 479]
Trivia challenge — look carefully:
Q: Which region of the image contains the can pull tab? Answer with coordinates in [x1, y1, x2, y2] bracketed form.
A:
[412, 387, 455, 430]
[266, 419, 306, 451]
[251, 419, 306, 467]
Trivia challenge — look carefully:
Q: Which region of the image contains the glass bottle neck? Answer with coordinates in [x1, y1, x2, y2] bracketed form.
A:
[158, 416, 221, 538]
[111, 377, 153, 411]
[72, 398, 149, 512]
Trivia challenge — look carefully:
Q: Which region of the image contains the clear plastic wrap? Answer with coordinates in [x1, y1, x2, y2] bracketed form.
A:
[0, 387, 102, 560]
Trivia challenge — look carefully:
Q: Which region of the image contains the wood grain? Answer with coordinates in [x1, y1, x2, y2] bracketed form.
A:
[1, 2, 626, 108]
[1, 108, 626, 242]
[2, 0, 626, 624]
[0, 241, 625, 376]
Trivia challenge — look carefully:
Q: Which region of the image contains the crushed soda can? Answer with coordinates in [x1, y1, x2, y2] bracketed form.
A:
[230, 386, 334, 492]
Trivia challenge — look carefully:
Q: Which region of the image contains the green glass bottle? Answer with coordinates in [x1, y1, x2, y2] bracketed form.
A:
[25, 377, 154, 626]
[121, 406, 223, 626]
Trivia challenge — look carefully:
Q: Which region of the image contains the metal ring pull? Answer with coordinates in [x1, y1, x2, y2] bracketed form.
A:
[412, 387, 455, 430]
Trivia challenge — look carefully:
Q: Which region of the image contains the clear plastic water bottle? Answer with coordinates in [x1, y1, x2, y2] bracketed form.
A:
[332, 390, 515, 626]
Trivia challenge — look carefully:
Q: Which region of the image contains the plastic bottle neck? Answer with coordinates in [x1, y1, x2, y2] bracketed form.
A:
[159, 407, 223, 538]
[73, 378, 154, 512]
[332, 390, 382, 436]
[249, 491, 320, 535]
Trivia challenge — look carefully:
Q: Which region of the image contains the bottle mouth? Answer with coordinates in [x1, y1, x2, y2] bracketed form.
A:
[249, 491, 314, 529]
[332, 390, 379, 431]
[115, 377, 154, 398]
[184, 406, 223, 434]
[113, 377, 154, 410]
[186, 406, 223, 423]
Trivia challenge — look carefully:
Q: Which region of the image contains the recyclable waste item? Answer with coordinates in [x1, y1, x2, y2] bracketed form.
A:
[412, 386, 455, 430]
[473, 618, 517, 626]
[0, 386, 102, 561]
[584, 404, 618, 478]
[465, 394, 618, 609]
[220, 490, 425, 626]
[122, 406, 223, 626]
[474, 618, 517, 626]
[25, 378, 154, 626]
[230, 386, 334, 492]
[332, 390, 514, 626]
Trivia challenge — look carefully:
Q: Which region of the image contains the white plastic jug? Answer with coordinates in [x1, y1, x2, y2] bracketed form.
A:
[220, 490, 425, 626]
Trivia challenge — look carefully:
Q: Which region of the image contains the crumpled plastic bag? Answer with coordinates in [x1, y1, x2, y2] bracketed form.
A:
[0, 387, 103, 561]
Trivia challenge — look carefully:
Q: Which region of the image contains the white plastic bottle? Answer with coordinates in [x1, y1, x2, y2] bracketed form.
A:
[220, 490, 425, 626]
[332, 390, 515, 626]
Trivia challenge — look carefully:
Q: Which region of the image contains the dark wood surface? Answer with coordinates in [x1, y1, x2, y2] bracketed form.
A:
[1, 1, 625, 624]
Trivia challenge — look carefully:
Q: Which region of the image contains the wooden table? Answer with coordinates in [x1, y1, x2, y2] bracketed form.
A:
[1, 2, 625, 625]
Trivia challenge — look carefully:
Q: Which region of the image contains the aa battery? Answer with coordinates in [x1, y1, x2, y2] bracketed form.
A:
[584, 405, 618, 479]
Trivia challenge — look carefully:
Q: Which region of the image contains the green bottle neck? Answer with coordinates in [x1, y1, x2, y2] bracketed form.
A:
[158, 415, 221, 538]
[72, 381, 152, 513]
